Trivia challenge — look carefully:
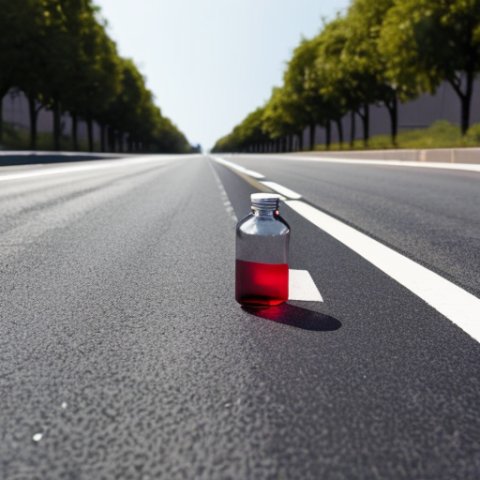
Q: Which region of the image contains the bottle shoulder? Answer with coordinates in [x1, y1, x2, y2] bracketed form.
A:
[236, 213, 290, 236]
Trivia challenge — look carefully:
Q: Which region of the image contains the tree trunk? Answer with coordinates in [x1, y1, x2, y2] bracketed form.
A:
[108, 127, 115, 152]
[325, 121, 331, 150]
[386, 95, 398, 147]
[71, 113, 78, 151]
[362, 104, 370, 147]
[87, 117, 93, 152]
[52, 98, 61, 151]
[309, 123, 316, 150]
[350, 110, 356, 148]
[117, 132, 123, 153]
[28, 94, 39, 150]
[461, 70, 474, 135]
[100, 124, 106, 152]
[0, 89, 7, 146]
[298, 130, 303, 151]
[448, 70, 475, 136]
[336, 119, 343, 148]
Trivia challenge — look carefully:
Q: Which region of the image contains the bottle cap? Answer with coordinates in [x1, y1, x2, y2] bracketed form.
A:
[251, 193, 281, 211]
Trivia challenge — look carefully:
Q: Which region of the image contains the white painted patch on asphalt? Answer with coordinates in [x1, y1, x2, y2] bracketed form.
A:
[258, 154, 480, 174]
[208, 160, 238, 222]
[286, 200, 480, 343]
[32, 433, 43, 442]
[0, 154, 190, 183]
[211, 156, 265, 179]
[261, 181, 302, 199]
[289, 269, 323, 302]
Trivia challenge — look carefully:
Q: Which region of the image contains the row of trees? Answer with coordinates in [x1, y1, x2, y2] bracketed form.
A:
[0, 0, 192, 153]
[213, 0, 480, 153]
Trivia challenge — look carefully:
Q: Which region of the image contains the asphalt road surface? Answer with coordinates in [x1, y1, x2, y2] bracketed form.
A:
[0, 153, 479, 479]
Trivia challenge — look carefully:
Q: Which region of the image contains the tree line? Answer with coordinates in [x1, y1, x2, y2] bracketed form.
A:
[0, 0, 192, 153]
[212, 0, 480, 153]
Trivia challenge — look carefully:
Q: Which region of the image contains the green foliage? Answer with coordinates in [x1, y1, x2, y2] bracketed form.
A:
[213, 0, 480, 152]
[0, 0, 190, 153]
[380, 0, 480, 133]
[316, 121, 480, 150]
[465, 123, 480, 143]
[213, 107, 269, 152]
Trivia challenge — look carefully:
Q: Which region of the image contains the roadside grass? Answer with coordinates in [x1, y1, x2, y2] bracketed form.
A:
[0, 123, 99, 151]
[314, 121, 480, 151]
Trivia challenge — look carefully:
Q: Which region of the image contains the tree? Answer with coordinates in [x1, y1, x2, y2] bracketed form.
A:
[284, 36, 324, 150]
[0, 0, 24, 144]
[262, 87, 299, 152]
[212, 106, 270, 153]
[0, 1, 50, 148]
[315, 18, 356, 147]
[380, 0, 480, 135]
[345, 0, 410, 146]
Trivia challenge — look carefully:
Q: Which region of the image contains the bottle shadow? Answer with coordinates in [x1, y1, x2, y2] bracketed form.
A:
[242, 303, 341, 332]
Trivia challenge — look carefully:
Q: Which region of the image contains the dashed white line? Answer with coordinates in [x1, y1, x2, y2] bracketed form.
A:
[260, 181, 302, 200]
[286, 200, 480, 343]
[211, 156, 265, 179]
[211, 155, 480, 341]
[289, 269, 323, 302]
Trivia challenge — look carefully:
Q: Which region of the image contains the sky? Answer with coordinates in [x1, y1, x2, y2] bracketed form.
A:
[95, 0, 351, 150]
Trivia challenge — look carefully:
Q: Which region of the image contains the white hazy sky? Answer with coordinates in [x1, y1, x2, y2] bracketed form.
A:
[95, 0, 351, 149]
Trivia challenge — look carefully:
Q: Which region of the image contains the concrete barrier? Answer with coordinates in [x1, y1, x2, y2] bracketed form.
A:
[293, 148, 480, 164]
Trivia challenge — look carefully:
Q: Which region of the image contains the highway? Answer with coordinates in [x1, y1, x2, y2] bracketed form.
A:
[1, 153, 479, 479]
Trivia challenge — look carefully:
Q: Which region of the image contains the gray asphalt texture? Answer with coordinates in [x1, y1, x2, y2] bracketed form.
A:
[1, 154, 479, 479]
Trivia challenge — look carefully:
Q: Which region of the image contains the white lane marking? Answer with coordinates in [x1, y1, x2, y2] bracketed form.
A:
[208, 160, 238, 222]
[260, 181, 302, 200]
[211, 156, 265, 179]
[286, 200, 480, 343]
[246, 154, 480, 174]
[289, 269, 323, 302]
[0, 154, 192, 182]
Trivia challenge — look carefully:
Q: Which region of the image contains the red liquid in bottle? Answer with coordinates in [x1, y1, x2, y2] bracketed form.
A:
[236, 259, 288, 306]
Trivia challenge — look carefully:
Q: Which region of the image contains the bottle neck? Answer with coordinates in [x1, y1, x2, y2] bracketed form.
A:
[252, 208, 278, 217]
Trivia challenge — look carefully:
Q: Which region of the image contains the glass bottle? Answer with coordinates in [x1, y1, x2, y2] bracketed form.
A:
[235, 193, 290, 306]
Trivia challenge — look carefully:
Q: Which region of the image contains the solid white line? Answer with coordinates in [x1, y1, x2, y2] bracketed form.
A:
[211, 156, 265, 179]
[260, 181, 302, 199]
[286, 200, 480, 342]
[0, 155, 187, 182]
[289, 269, 323, 302]
[254, 154, 480, 174]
